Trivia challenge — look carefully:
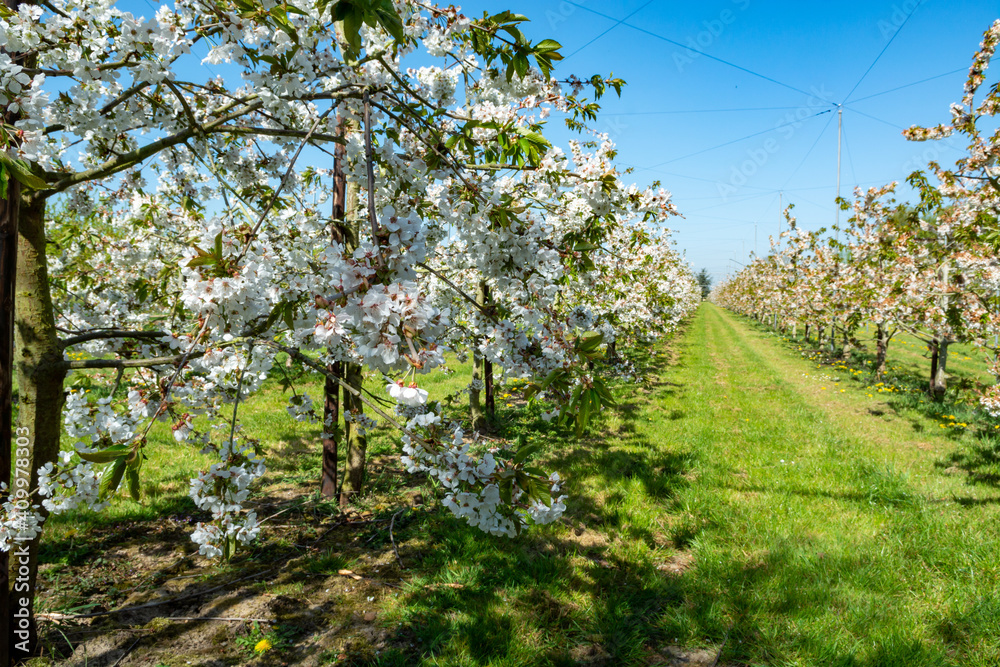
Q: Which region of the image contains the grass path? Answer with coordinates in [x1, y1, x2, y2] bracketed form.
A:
[650, 304, 1000, 666]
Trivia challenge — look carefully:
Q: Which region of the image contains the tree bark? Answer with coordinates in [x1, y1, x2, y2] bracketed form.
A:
[321, 118, 349, 499]
[930, 338, 949, 402]
[0, 164, 18, 667]
[338, 174, 366, 508]
[13, 195, 62, 658]
[875, 324, 889, 378]
[320, 361, 341, 498]
[470, 280, 489, 430]
[339, 361, 367, 507]
[841, 326, 853, 358]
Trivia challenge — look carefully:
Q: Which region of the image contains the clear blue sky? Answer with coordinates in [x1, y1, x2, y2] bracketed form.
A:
[460, 0, 999, 283]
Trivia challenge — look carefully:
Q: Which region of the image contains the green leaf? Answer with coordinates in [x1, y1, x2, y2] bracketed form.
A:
[186, 254, 217, 268]
[534, 39, 562, 53]
[499, 480, 512, 506]
[371, 0, 405, 43]
[0, 152, 48, 191]
[100, 457, 128, 500]
[126, 459, 141, 502]
[342, 9, 364, 55]
[214, 231, 223, 258]
[513, 443, 541, 465]
[578, 331, 604, 352]
[513, 125, 551, 148]
[78, 445, 132, 464]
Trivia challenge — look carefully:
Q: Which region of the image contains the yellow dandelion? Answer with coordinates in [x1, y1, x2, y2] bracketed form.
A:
[254, 638, 273, 654]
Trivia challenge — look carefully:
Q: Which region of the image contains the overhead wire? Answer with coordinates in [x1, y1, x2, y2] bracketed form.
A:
[640, 109, 832, 170]
[602, 106, 808, 115]
[562, 0, 658, 60]
[842, 0, 925, 103]
[780, 112, 836, 190]
[562, 0, 837, 104]
[849, 67, 967, 104]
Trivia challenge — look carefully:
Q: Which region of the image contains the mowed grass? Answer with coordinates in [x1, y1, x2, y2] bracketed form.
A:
[656, 305, 1000, 666]
[32, 305, 1000, 665]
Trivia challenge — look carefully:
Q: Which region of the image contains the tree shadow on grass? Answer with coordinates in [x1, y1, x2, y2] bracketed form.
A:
[934, 437, 1000, 489]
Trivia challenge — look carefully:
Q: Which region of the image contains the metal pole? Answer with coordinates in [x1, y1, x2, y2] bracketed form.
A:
[835, 106, 843, 238]
[778, 191, 783, 239]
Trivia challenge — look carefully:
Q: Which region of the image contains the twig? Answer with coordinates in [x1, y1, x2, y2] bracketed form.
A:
[710, 628, 731, 667]
[232, 105, 335, 267]
[162, 616, 273, 623]
[389, 509, 405, 568]
[111, 635, 143, 667]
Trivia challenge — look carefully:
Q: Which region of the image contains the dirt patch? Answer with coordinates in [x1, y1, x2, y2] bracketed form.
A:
[656, 551, 694, 576]
[649, 644, 734, 666]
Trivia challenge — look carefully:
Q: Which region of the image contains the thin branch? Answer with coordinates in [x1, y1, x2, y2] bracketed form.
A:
[64, 353, 201, 370]
[231, 105, 335, 267]
[227, 343, 254, 451]
[60, 329, 168, 349]
[363, 89, 381, 243]
[416, 262, 492, 318]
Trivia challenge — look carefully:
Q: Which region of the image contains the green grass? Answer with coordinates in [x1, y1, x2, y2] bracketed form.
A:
[32, 305, 1000, 665]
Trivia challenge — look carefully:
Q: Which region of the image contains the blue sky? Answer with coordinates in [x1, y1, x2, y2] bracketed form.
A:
[460, 0, 999, 283]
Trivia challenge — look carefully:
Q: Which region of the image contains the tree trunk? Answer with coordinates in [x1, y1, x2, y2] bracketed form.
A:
[338, 172, 366, 508]
[0, 165, 18, 667]
[804, 323, 810, 342]
[875, 324, 889, 378]
[13, 195, 63, 658]
[930, 338, 949, 402]
[339, 362, 367, 507]
[484, 357, 495, 419]
[320, 361, 341, 498]
[321, 118, 350, 499]
[930, 262, 952, 402]
[481, 283, 495, 420]
[4, 13, 35, 659]
[470, 280, 489, 431]
[470, 347, 485, 430]
[841, 327, 853, 358]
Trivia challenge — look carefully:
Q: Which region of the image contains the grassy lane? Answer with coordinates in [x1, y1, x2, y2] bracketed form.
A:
[664, 304, 1000, 666]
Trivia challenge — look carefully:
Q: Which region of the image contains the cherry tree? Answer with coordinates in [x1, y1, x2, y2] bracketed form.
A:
[0, 0, 700, 652]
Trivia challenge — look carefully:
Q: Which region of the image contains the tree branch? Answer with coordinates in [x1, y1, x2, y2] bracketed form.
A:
[60, 329, 169, 349]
